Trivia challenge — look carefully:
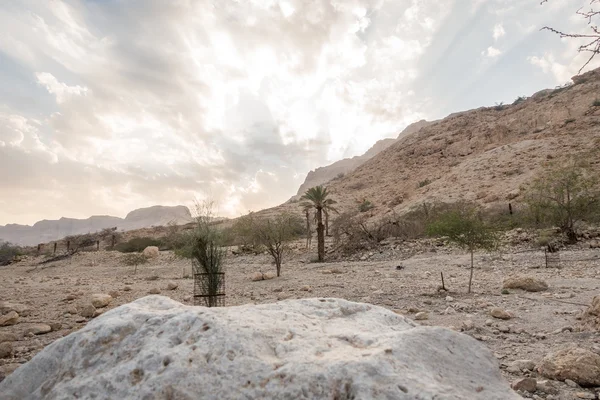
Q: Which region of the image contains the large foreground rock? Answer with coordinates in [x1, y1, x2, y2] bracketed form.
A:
[0, 296, 520, 400]
[538, 347, 600, 387]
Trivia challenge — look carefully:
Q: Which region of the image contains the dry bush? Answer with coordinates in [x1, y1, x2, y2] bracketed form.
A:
[0, 241, 21, 266]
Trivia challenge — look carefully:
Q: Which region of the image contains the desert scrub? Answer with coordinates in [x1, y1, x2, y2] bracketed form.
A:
[417, 179, 432, 188]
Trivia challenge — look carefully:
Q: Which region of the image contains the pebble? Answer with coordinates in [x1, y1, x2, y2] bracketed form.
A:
[414, 312, 429, 320]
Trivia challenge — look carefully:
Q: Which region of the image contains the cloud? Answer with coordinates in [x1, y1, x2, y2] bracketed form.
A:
[493, 23, 505, 40]
[0, 0, 599, 225]
[483, 46, 502, 57]
[35, 72, 88, 104]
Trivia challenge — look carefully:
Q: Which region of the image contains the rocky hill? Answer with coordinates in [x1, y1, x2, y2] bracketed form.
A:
[295, 120, 435, 196]
[262, 67, 600, 220]
[0, 205, 192, 246]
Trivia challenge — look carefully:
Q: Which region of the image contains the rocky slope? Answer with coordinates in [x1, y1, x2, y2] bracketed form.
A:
[263, 67, 600, 220]
[295, 119, 435, 196]
[0, 205, 192, 246]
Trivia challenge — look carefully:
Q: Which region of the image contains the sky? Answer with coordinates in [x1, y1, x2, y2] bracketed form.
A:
[1, 0, 599, 225]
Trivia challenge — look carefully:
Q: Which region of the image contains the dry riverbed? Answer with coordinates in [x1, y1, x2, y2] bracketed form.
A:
[1, 241, 600, 399]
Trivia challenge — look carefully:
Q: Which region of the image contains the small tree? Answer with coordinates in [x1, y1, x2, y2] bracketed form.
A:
[252, 213, 304, 277]
[190, 201, 226, 307]
[427, 207, 498, 294]
[301, 203, 312, 248]
[524, 164, 599, 243]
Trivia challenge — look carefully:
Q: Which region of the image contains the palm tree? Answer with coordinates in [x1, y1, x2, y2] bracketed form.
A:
[300, 202, 312, 249]
[301, 186, 337, 262]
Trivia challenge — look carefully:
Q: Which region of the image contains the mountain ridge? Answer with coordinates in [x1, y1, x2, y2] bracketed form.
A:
[0, 205, 193, 246]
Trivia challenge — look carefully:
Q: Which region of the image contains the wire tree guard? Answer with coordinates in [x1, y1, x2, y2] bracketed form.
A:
[192, 259, 225, 307]
[545, 247, 560, 268]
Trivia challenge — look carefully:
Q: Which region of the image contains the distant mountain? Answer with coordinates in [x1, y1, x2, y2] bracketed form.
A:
[0, 205, 193, 246]
[295, 120, 435, 196]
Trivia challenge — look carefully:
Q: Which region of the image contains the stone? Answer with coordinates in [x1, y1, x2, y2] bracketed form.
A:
[166, 281, 178, 290]
[538, 347, 600, 387]
[251, 272, 264, 281]
[0, 296, 522, 399]
[108, 291, 120, 298]
[575, 392, 596, 399]
[506, 360, 535, 373]
[0, 342, 13, 359]
[90, 294, 112, 308]
[445, 296, 454, 302]
[502, 276, 548, 292]
[148, 288, 161, 295]
[536, 380, 558, 394]
[300, 285, 312, 292]
[511, 377, 536, 392]
[565, 379, 579, 388]
[0, 333, 17, 343]
[414, 312, 429, 320]
[142, 246, 159, 258]
[263, 271, 276, 280]
[0, 311, 19, 327]
[24, 324, 52, 336]
[49, 323, 62, 332]
[490, 308, 512, 320]
[63, 295, 77, 301]
[79, 304, 96, 318]
[461, 320, 475, 331]
[0, 302, 31, 317]
[123, 286, 132, 292]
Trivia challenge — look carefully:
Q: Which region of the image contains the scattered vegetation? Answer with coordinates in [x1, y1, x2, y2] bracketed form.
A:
[0, 241, 22, 266]
[122, 253, 148, 274]
[493, 102, 505, 111]
[523, 163, 600, 243]
[426, 206, 499, 293]
[593, 99, 600, 107]
[301, 185, 337, 262]
[65, 233, 98, 252]
[565, 118, 576, 124]
[114, 237, 162, 253]
[251, 213, 304, 276]
[358, 199, 374, 213]
[417, 179, 432, 188]
[512, 96, 528, 106]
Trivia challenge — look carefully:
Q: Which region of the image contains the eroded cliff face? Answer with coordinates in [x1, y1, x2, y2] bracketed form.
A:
[295, 119, 434, 196]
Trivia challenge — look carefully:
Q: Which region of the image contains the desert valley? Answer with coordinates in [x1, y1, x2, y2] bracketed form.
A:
[1, 1, 600, 399]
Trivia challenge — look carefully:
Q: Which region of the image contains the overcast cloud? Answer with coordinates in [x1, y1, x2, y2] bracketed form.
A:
[1, 0, 598, 224]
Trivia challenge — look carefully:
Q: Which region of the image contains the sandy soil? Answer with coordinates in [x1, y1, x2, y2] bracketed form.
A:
[1, 240, 600, 399]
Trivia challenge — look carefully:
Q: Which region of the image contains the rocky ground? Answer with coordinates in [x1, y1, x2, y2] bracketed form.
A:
[1, 238, 600, 399]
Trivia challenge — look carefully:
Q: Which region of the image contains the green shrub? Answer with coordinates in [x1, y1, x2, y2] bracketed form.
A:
[0, 242, 21, 266]
[417, 179, 431, 188]
[565, 118, 576, 124]
[501, 289, 510, 295]
[593, 99, 600, 107]
[358, 199, 374, 213]
[115, 237, 162, 253]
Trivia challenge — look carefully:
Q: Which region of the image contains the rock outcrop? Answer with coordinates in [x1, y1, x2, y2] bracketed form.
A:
[295, 120, 435, 196]
[538, 347, 600, 387]
[0, 296, 520, 399]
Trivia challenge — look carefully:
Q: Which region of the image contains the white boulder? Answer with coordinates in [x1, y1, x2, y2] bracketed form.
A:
[0, 296, 520, 399]
[142, 246, 159, 258]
